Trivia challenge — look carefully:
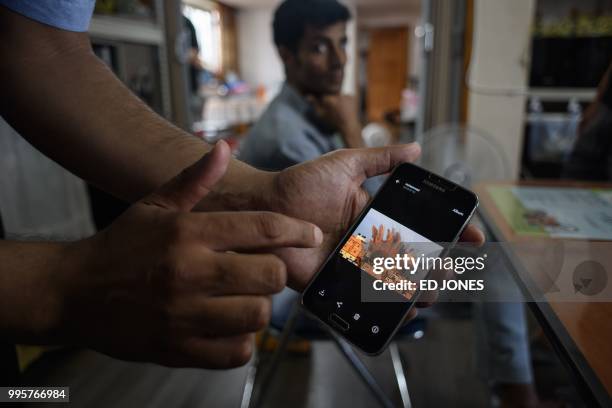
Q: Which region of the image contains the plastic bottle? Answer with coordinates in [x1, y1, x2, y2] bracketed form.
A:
[565, 97, 582, 158]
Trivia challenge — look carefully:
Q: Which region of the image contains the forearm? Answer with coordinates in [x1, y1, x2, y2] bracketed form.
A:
[0, 8, 271, 211]
[0, 241, 68, 343]
[580, 64, 611, 134]
[340, 123, 365, 148]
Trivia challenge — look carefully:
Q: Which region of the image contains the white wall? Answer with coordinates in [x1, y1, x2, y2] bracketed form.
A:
[467, 0, 536, 178]
[236, 2, 358, 97]
[343, 13, 358, 95]
[236, 7, 285, 96]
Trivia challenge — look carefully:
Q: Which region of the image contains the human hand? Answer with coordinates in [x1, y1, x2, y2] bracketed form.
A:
[263, 144, 485, 297]
[368, 225, 402, 259]
[55, 141, 322, 368]
[306, 94, 364, 147]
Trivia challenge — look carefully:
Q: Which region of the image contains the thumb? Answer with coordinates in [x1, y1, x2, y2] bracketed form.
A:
[143, 140, 231, 212]
[348, 143, 421, 182]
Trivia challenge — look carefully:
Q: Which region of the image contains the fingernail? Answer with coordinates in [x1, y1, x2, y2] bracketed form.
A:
[407, 143, 421, 156]
[313, 226, 324, 246]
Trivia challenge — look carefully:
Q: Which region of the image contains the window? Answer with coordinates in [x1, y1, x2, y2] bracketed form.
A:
[183, 5, 222, 72]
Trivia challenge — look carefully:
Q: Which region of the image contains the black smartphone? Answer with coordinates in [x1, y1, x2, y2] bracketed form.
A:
[301, 162, 479, 354]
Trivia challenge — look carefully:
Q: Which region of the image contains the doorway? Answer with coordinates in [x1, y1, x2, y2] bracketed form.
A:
[366, 27, 409, 122]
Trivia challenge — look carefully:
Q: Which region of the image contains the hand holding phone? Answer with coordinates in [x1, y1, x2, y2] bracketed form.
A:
[302, 162, 480, 354]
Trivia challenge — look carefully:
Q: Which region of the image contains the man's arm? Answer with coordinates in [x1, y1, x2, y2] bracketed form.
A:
[579, 62, 612, 135]
[306, 94, 365, 148]
[0, 146, 323, 367]
[0, 6, 270, 211]
[0, 241, 67, 343]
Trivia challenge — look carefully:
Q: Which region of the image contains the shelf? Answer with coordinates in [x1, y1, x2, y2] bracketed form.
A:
[528, 88, 597, 102]
[525, 113, 581, 123]
[89, 15, 164, 45]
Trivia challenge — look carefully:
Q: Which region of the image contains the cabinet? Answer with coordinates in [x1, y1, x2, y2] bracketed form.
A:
[89, 0, 172, 119]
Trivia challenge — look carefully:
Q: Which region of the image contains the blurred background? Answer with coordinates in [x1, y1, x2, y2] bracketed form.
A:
[79, 0, 612, 231]
[88, 0, 611, 175]
[4, 0, 612, 407]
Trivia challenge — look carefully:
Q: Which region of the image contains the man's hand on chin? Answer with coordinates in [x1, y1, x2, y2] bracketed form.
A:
[306, 94, 364, 148]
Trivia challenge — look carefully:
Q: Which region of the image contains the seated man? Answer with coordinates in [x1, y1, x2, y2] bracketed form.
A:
[239, 0, 364, 172]
[239, 0, 368, 351]
[564, 62, 612, 180]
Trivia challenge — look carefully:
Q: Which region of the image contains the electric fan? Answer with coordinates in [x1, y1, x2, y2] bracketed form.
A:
[418, 124, 511, 187]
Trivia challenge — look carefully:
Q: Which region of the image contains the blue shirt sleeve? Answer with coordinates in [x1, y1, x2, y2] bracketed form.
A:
[0, 0, 95, 32]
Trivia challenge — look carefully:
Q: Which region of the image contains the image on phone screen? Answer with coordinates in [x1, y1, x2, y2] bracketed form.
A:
[339, 208, 443, 301]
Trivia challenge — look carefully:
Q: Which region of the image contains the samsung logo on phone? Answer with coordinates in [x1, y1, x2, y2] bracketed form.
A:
[404, 183, 420, 193]
[452, 208, 464, 216]
[423, 179, 445, 192]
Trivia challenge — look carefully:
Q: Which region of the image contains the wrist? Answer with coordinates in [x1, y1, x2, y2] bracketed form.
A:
[0, 241, 76, 344]
[46, 239, 92, 343]
[33, 240, 90, 344]
[32, 237, 101, 345]
[196, 166, 278, 212]
[340, 123, 364, 148]
[248, 169, 279, 211]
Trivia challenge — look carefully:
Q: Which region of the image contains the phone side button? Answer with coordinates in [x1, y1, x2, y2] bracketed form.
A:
[329, 313, 350, 331]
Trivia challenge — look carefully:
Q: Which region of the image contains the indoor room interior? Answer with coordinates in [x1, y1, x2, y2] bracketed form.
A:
[1, 0, 611, 407]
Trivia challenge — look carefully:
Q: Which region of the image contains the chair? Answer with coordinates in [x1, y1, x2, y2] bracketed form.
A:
[239, 294, 426, 408]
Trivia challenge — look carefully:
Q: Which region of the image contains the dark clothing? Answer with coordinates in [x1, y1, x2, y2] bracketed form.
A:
[0, 343, 19, 386]
[184, 16, 200, 94]
[0, 214, 20, 386]
[602, 77, 612, 109]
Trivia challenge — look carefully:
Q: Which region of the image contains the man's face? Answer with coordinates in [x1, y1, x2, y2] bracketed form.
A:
[284, 21, 348, 95]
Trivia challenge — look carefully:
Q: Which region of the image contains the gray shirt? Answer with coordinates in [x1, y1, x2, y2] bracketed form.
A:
[239, 83, 343, 171]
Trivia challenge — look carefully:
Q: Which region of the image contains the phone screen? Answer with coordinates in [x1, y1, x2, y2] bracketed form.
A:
[302, 162, 478, 354]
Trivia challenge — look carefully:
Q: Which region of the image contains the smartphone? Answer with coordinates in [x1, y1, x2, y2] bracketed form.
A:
[301, 162, 479, 354]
